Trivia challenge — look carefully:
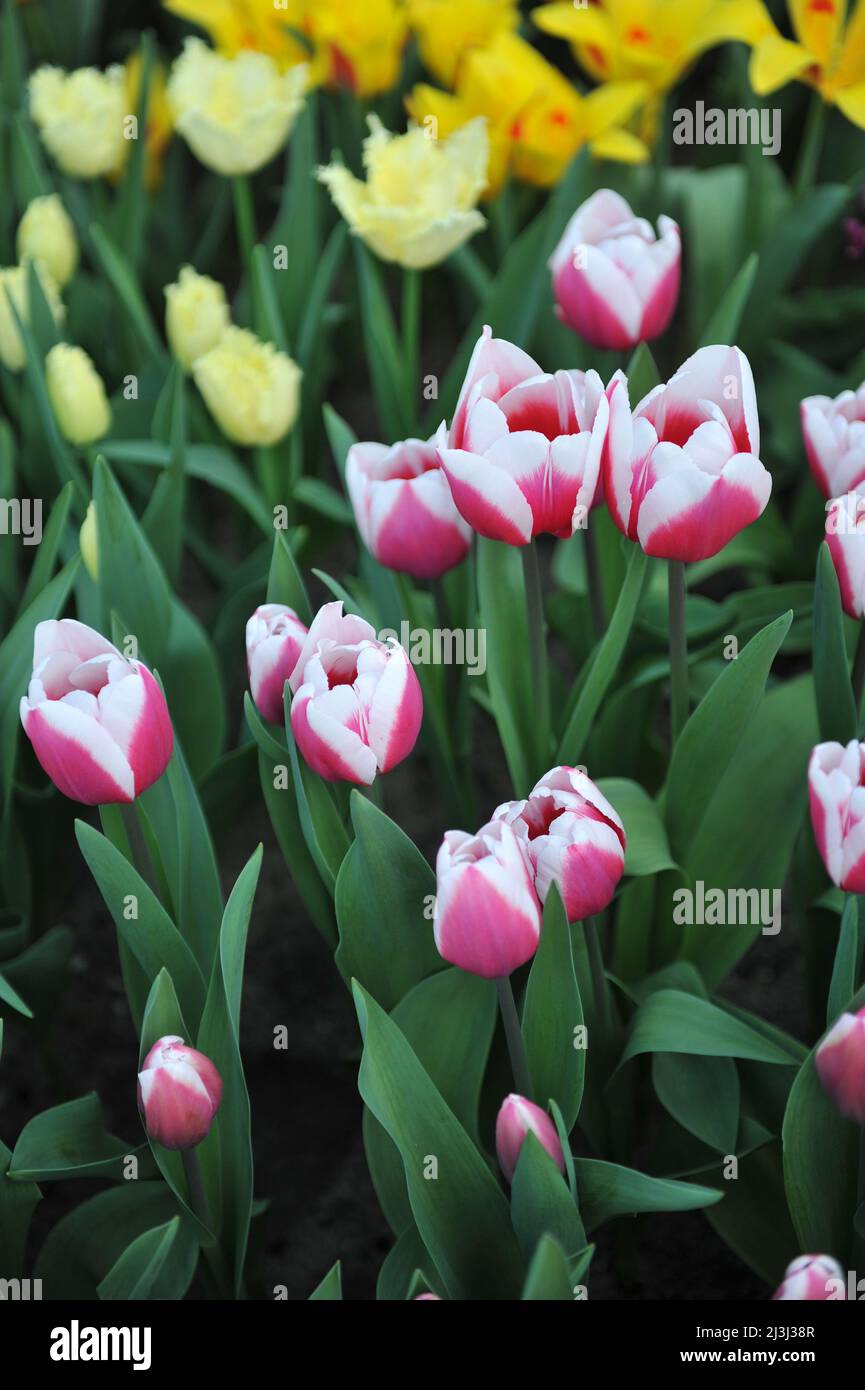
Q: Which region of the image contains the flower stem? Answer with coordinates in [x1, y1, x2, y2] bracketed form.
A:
[402, 267, 421, 434]
[583, 524, 605, 641]
[852, 623, 865, 729]
[668, 558, 689, 745]
[232, 175, 256, 276]
[182, 1146, 212, 1228]
[584, 915, 610, 1036]
[496, 976, 533, 1099]
[793, 92, 827, 200]
[522, 540, 550, 773]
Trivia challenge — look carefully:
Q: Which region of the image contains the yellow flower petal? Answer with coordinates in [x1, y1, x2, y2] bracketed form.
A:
[789, 0, 847, 68]
[834, 0, 865, 88]
[589, 126, 650, 163]
[834, 78, 865, 126]
[749, 34, 813, 93]
[579, 80, 648, 140]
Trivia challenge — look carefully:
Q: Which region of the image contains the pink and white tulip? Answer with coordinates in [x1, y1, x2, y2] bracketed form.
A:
[772, 1254, 846, 1301]
[825, 495, 865, 619]
[346, 435, 472, 579]
[288, 601, 422, 785]
[605, 345, 772, 563]
[438, 327, 608, 545]
[549, 189, 681, 351]
[494, 765, 626, 923]
[137, 1035, 223, 1151]
[19, 619, 173, 805]
[809, 741, 865, 893]
[495, 1094, 565, 1184]
[816, 1006, 865, 1125]
[801, 381, 865, 498]
[433, 819, 542, 978]
[246, 602, 308, 724]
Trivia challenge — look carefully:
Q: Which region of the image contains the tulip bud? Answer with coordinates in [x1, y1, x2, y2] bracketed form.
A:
[772, 1254, 846, 1301]
[433, 820, 542, 978]
[45, 343, 111, 446]
[79, 501, 99, 582]
[549, 189, 681, 350]
[413, 1293, 441, 1301]
[0, 262, 64, 373]
[808, 741, 865, 892]
[288, 602, 422, 784]
[30, 64, 126, 179]
[801, 382, 865, 499]
[825, 493, 865, 618]
[138, 1035, 223, 1151]
[192, 326, 301, 447]
[246, 603, 308, 725]
[495, 1094, 565, 1184]
[164, 265, 230, 372]
[16, 193, 78, 288]
[20, 619, 173, 805]
[815, 1006, 865, 1124]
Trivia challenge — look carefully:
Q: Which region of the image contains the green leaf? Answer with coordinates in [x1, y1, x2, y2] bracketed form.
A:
[520, 1234, 576, 1300]
[97, 1216, 199, 1301]
[522, 886, 584, 1131]
[624, 342, 661, 404]
[309, 1260, 343, 1300]
[322, 402, 359, 484]
[597, 778, 675, 877]
[35, 1182, 182, 1300]
[88, 223, 165, 364]
[652, 1053, 740, 1153]
[827, 897, 861, 1026]
[354, 241, 409, 440]
[267, 530, 311, 622]
[814, 543, 857, 743]
[476, 537, 538, 793]
[574, 1158, 722, 1231]
[699, 252, 758, 347]
[705, 1141, 799, 1287]
[0, 1138, 40, 1278]
[621, 990, 803, 1068]
[511, 1132, 585, 1260]
[101, 440, 273, 534]
[9, 1094, 141, 1182]
[92, 455, 173, 663]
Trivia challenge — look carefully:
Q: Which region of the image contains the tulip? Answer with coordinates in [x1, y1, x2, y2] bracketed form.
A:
[79, 502, 99, 582]
[0, 263, 64, 374]
[246, 603, 309, 725]
[413, 1293, 442, 1300]
[29, 65, 126, 179]
[801, 383, 865, 499]
[192, 327, 301, 447]
[45, 344, 111, 446]
[346, 434, 472, 579]
[808, 741, 865, 893]
[138, 1035, 223, 1151]
[19, 619, 173, 805]
[288, 602, 422, 784]
[549, 189, 680, 350]
[167, 39, 307, 176]
[433, 819, 542, 978]
[825, 493, 865, 619]
[16, 194, 78, 288]
[495, 1094, 565, 1184]
[317, 115, 487, 270]
[605, 344, 772, 563]
[494, 765, 626, 922]
[407, 0, 519, 87]
[816, 1006, 865, 1125]
[772, 1254, 846, 1302]
[437, 327, 608, 545]
[164, 265, 231, 372]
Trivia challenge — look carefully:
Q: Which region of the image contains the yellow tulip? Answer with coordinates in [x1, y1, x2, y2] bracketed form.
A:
[0, 263, 64, 373]
[167, 38, 307, 176]
[45, 344, 112, 447]
[407, 0, 519, 86]
[16, 194, 78, 289]
[192, 327, 302, 446]
[29, 64, 127, 179]
[317, 115, 488, 268]
[163, 0, 313, 69]
[79, 501, 99, 582]
[165, 266, 231, 371]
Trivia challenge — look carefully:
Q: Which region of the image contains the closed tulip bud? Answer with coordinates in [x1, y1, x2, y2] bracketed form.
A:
[138, 1035, 222, 1151]
[45, 343, 111, 446]
[0, 263, 64, 374]
[288, 602, 422, 784]
[549, 189, 680, 350]
[815, 1006, 865, 1124]
[16, 194, 78, 288]
[808, 740, 865, 891]
[801, 382, 865, 498]
[164, 265, 230, 371]
[438, 326, 607, 544]
[346, 434, 472, 578]
[605, 345, 772, 563]
[433, 820, 542, 977]
[246, 603, 309, 725]
[192, 327, 301, 447]
[825, 494, 865, 618]
[20, 619, 173, 805]
[79, 501, 99, 582]
[495, 1094, 565, 1184]
[30, 64, 126, 179]
[772, 1254, 846, 1301]
[167, 39, 307, 176]
[495, 765, 626, 922]
[413, 1293, 441, 1300]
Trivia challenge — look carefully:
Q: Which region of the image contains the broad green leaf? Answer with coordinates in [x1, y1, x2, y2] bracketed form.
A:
[597, 778, 675, 877]
[322, 403, 359, 485]
[511, 1132, 585, 1260]
[652, 1053, 740, 1153]
[97, 1216, 199, 1301]
[698, 252, 758, 346]
[573, 1158, 722, 1231]
[620, 990, 802, 1068]
[520, 1234, 575, 1300]
[10, 1094, 142, 1182]
[35, 1182, 182, 1300]
[477, 537, 538, 794]
[522, 886, 584, 1131]
[309, 1260, 343, 1300]
[267, 530, 311, 623]
[101, 440, 273, 533]
[0, 1138, 40, 1278]
[705, 1140, 799, 1287]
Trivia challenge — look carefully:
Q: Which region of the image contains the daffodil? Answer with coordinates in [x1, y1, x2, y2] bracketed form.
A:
[729, 0, 865, 130]
[407, 0, 519, 86]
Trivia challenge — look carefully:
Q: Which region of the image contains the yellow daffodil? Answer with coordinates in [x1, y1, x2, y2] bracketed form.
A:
[16, 194, 78, 289]
[317, 115, 488, 268]
[407, 34, 647, 197]
[45, 344, 112, 447]
[407, 0, 519, 86]
[728, 0, 865, 129]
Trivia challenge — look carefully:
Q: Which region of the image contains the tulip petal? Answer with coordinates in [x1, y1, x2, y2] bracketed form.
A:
[20, 695, 135, 804]
[438, 446, 534, 545]
[364, 646, 423, 773]
[636, 447, 772, 562]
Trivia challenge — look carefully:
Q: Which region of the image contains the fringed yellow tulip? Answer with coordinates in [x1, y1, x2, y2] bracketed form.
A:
[729, 0, 865, 130]
[164, 266, 231, 371]
[29, 64, 127, 178]
[45, 344, 112, 447]
[192, 327, 302, 446]
[16, 195, 78, 289]
[407, 0, 519, 86]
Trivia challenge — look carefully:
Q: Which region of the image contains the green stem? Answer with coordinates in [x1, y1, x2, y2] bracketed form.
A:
[232, 175, 256, 276]
[852, 623, 865, 728]
[583, 525, 605, 641]
[182, 1146, 212, 1228]
[402, 267, 421, 435]
[584, 916, 611, 1035]
[668, 559, 689, 746]
[496, 976, 533, 1099]
[793, 91, 827, 199]
[522, 540, 550, 774]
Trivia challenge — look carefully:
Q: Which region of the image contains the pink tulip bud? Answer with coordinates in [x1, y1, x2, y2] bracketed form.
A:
[801, 382, 865, 498]
[19, 619, 173, 805]
[438, 326, 607, 545]
[816, 1006, 865, 1125]
[346, 435, 472, 578]
[246, 603, 308, 724]
[808, 741, 865, 892]
[825, 493, 865, 618]
[288, 601, 422, 785]
[549, 189, 681, 351]
[137, 1035, 222, 1151]
[495, 766, 626, 923]
[433, 820, 542, 978]
[604, 345, 772, 563]
[495, 1094, 565, 1184]
[772, 1254, 846, 1301]
[413, 1293, 441, 1300]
